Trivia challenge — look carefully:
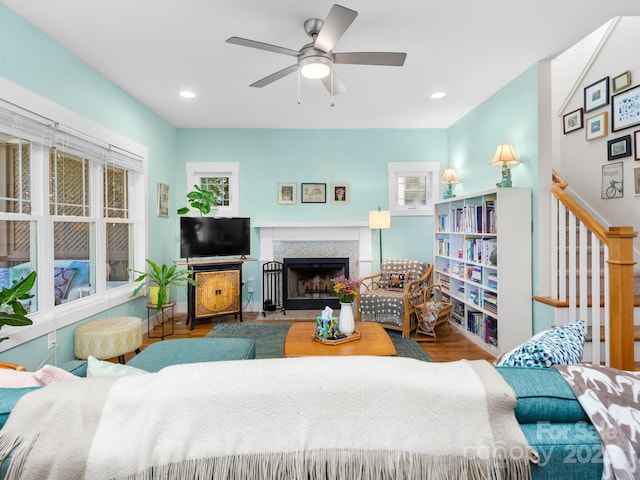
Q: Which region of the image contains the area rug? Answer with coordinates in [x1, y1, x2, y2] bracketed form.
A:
[206, 322, 432, 362]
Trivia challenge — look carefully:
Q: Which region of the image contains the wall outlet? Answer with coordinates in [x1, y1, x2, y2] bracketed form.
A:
[247, 278, 254, 293]
[47, 332, 58, 350]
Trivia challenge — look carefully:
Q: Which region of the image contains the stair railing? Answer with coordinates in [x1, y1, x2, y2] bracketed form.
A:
[549, 171, 636, 369]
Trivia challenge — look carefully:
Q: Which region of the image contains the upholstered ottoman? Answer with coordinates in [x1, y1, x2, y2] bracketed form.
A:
[74, 317, 142, 364]
[126, 338, 256, 372]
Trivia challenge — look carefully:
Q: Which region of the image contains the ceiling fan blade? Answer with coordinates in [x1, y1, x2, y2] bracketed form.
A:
[250, 65, 298, 88]
[333, 52, 407, 66]
[226, 37, 301, 57]
[321, 71, 347, 95]
[314, 4, 358, 53]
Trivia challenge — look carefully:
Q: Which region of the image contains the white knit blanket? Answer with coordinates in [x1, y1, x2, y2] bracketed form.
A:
[0, 357, 534, 479]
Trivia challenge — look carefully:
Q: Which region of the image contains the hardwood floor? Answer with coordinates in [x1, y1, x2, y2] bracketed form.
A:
[117, 311, 496, 364]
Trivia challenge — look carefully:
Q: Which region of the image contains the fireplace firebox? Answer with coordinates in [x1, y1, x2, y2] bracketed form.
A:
[282, 257, 349, 310]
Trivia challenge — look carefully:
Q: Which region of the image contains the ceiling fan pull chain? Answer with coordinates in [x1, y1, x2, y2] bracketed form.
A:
[297, 68, 301, 105]
[330, 68, 335, 107]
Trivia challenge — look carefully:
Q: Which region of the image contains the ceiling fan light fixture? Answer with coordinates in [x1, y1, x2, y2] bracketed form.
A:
[299, 56, 331, 79]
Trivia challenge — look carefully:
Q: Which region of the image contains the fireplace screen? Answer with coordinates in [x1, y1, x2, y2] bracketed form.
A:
[282, 257, 349, 310]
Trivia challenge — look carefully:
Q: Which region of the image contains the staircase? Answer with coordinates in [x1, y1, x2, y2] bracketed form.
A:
[533, 171, 639, 370]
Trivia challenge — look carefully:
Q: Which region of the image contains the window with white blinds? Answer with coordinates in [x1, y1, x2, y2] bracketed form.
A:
[0, 95, 146, 350]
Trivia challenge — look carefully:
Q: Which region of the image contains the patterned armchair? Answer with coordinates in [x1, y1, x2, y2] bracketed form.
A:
[355, 259, 434, 338]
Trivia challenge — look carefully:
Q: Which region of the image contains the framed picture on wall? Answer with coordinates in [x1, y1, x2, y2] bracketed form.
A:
[301, 183, 326, 203]
[607, 135, 632, 161]
[563, 108, 583, 134]
[611, 85, 640, 132]
[635, 129, 640, 161]
[584, 77, 609, 113]
[277, 183, 296, 204]
[601, 162, 623, 199]
[157, 183, 170, 216]
[635, 167, 640, 196]
[612, 70, 632, 93]
[585, 111, 608, 141]
[331, 182, 349, 204]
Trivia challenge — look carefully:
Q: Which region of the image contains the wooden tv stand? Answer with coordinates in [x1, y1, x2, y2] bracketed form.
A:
[183, 259, 246, 330]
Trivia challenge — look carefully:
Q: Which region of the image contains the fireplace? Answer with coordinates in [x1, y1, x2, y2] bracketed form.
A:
[254, 221, 373, 316]
[283, 257, 349, 310]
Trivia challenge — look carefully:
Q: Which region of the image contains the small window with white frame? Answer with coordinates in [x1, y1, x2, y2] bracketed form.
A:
[387, 162, 439, 216]
[185, 162, 239, 217]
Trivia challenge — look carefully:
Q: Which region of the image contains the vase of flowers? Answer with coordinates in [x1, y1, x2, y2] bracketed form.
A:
[332, 276, 359, 334]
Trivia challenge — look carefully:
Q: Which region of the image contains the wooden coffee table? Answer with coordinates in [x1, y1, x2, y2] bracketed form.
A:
[284, 321, 397, 357]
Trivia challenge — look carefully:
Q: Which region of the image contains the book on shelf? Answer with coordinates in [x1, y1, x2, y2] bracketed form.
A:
[454, 208, 464, 232]
[466, 266, 482, 283]
[468, 289, 479, 305]
[464, 237, 485, 263]
[475, 205, 483, 233]
[485, 316, 498, 346]
[453, 302, 465, 318]
[437, 239, 450, 257]
[483, 238, 497, 267]
[466, 310, 484, 335]
[451, 311, 463, 325]
[486, 273, 498, 290]
[482, 290, 498, 315]
[452, 263, 464, 276]
[483, 303, 498, 316]
[484, 198, 496, 234]
[461, 204, 483, 233]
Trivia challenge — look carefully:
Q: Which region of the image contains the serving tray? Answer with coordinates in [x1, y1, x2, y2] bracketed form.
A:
[312, 329, 361, 345]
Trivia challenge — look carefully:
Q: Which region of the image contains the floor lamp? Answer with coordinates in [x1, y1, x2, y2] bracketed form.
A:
[369, 207, 391, 267]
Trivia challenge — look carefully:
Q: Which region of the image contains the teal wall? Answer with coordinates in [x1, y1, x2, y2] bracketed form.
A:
[0, 3, 543, 369]
[447, 66, 538, 194]
[447, 65, 544, 330]
[175, 128, 448, 297]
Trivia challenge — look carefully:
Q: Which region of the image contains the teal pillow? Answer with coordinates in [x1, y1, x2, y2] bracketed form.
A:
[521, 423, 602, 480]
[495, 320, 585, 368]
[496, 366, 589, 424]
[0, 387, 41, 429]
[86, 356, 148, 377]
[62, 359, 88, 377]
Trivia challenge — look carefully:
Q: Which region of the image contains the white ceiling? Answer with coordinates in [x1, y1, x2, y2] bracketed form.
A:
[4, 1, 640, 129]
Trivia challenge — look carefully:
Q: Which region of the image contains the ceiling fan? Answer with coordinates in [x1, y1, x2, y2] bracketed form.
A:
[226, 4, 407, 97]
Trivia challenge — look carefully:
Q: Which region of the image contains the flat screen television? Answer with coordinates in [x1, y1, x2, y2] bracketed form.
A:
[180, 217, 250, 259]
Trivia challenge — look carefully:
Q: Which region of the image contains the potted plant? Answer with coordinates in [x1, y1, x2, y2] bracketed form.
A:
[177, 184, 220, 216]
[130, 259, 198, 311]
[0, 271, 36, 343]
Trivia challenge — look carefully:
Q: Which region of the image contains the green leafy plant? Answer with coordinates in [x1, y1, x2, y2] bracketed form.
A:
[130, 259, 198, 310]
[0, 271, 36, 343]
[177, 184, 219, 216]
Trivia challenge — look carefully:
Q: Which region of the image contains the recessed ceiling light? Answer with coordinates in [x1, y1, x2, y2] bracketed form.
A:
[179, 90, 196, 99]
[430, 91, 447, 99]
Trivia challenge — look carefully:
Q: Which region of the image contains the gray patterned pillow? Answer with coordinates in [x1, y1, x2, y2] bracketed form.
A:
[495, 320, 585, 368]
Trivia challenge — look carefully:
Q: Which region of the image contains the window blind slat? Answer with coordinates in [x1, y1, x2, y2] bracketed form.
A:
[0, 100, 143, 172]
[0, 102, 54, 146]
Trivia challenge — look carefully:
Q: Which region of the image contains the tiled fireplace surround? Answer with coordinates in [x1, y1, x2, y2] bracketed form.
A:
[255, 222, 374, 311]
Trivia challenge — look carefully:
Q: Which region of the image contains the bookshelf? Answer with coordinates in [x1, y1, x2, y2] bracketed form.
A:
[433, 188, 532, 356]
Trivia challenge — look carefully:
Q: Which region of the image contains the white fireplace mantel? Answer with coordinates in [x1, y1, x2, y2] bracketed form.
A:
[254, 221, 373, 280]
